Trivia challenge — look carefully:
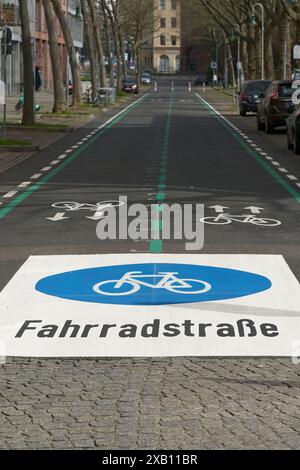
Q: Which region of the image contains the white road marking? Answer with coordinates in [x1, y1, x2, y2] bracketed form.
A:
[18, 182, 31, 188]
[279, 168, 288, 173]
[1, 254, 300, 357]
[287, 175, 298, 181]
[3, 191, 18, 198]
[244, 206, 265, 215]
[41, 167, 51, 172]
[50, 160, 60, 165]
[31, 174, 42, 179]
[47, 212, 69, 222]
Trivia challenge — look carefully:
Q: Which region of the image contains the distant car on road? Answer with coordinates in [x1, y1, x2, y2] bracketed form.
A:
[257, 80, 295, 133]
[122, 77, 139, 94]
[238, 80, 271, 116]
[287, 103, 300, 154]
[195, 73, 208, 86]
[141, 72, 152, 85]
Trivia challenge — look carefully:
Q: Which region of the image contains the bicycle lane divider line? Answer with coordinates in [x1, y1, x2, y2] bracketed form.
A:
[0, 94, 149, 221]
[195, 93, 300, 205]
[149, 94, 174, 254]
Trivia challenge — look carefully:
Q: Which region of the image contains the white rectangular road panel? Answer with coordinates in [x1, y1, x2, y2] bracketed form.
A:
[0, 254, 299, 357]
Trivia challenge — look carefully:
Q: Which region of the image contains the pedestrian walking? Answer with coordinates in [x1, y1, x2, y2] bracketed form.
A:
[35, 66, 42, 92]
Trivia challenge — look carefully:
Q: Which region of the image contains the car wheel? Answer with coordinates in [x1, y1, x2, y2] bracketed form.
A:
[294, 130, 300, 155]
[257, 116, 265, 131]
[265, 117, 274, 134]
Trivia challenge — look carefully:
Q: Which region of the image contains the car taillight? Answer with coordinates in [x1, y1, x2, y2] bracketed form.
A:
[269, 88, 278, 101]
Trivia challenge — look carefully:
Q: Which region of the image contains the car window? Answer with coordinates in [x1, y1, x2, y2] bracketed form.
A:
[245, 81, 271, 92]
[278, 84, 293, 97]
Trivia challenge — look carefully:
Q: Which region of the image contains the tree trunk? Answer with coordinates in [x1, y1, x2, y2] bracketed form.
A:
[255, 25, 262, 79]
[86, 0, 107, 88]
[101, 0, 114, 87]
[265, 24, 274, 81]
[81, 0, 97, 101]
[42, 0, 66, 112]
[19, 0, 35, 125]
[246, 23, 256, 80]
[50, 0, 82, 106]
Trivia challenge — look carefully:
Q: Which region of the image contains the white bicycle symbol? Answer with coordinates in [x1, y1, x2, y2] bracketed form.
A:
[200, 214, 281, 227]
[93, 271, 212, 296]
[52, 200, 124, 212]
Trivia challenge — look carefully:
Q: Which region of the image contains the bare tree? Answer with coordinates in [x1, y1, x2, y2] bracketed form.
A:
[81, 0, 98, 101]
[42, 0, 66, 112]
[50, 0, 82, 106]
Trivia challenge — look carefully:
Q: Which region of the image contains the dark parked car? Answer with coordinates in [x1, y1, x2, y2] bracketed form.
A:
[238, 80, 271, 116]
[256, 80, 294, 134]
[122, 77, 139, 94]
[195, 73, 208, 86]
[287, 103, 300, 154]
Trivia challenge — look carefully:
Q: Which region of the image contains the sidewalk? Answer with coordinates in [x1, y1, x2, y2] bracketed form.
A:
[0, 89, 128, 173]
[197, 87, 239, 116]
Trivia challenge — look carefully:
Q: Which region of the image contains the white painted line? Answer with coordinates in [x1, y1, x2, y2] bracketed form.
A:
[271, 162, 280, 166]
[3, 191, 18, 198]
[287, 175, 298, 181]
[31, 174, 42, 179]
[265, 156, 273, 160]
[41, 167, 51, 172]
[58, 154, 67, 160]
[279, 168, 288, 173]
[51, 160, 60, 165]
[296, 183, 300, 188]
[65, 150, 72, 154]
[18, 182, 31, 188]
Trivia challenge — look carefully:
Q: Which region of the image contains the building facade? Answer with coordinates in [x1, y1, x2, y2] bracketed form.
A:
[0, 0, 22, 94]
[0, 0, 83, 95]
[141, 0, 181, 74]
[154, 0, 181, 74]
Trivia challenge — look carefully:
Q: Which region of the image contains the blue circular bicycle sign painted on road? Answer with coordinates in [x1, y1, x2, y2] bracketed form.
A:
[35, 263, 272, 306]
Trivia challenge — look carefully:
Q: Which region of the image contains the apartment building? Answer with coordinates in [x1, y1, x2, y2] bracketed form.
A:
[154, 0, 181, 73]
[0, 0, 83, 95]
[0, 0, 22, 94]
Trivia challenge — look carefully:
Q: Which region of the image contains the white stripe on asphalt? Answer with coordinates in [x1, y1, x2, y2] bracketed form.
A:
[3, 191, 18, 198]
[18, 182, 31, 188]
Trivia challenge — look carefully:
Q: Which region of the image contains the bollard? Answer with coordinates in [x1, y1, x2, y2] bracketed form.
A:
[154, 81, 158, 92]
[171, 81, 174, 92]
[202, 82, 206, 92]
[188, 82, 192, 93]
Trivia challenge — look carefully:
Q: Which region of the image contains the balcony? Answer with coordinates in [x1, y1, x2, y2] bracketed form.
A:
[0, 3, 20, 26]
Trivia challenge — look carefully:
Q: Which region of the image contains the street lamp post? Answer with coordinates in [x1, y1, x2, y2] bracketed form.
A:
[251, 3, 265, 80]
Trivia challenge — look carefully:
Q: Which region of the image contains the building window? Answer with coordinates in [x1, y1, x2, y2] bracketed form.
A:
[171, 0, 177, 10]
[160, 35, 166, 46]
[160, 0, 166, 10]
[160, 18, 166, 28]
[171, 36, 177, 46]
[171, 17, 177, 28]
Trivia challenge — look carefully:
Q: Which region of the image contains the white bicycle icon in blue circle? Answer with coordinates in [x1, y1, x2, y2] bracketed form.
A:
[93, 271, 212, 296]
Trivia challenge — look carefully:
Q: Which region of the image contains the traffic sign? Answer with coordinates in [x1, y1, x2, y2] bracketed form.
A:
[1, 254, 300, 357]
[211, 61, 218, 70]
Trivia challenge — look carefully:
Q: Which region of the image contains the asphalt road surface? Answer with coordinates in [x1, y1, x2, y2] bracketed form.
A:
[0, 78, 299, 450]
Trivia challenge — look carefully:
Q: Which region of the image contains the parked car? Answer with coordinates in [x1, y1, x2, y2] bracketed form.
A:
[141, 72, 152, 85]
[287, 103, 300, 154]
[238, 80, 272, 116]
[195, 73, 208, 86]
[256, 80, 295, 133]
[122, 76, 139, 94]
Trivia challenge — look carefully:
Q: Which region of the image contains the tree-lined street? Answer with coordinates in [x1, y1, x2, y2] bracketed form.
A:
[0, 78, 299, 449]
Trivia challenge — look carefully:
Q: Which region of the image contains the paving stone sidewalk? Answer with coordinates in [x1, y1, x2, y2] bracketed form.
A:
[0, 358, 299, 450]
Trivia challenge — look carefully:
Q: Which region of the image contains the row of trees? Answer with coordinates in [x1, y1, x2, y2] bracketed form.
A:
[182, 0, 300, 86]
[19, 0, 156, 125]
